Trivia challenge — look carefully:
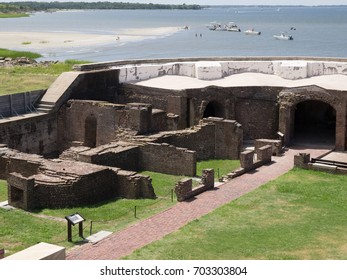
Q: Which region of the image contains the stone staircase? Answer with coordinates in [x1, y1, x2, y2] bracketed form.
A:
[35, 101, 56, 113]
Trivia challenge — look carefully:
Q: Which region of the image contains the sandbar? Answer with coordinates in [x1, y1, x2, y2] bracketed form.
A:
[0, 26, 182, 51]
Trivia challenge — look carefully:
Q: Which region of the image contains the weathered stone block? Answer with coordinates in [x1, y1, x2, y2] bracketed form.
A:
[294, 153, 310, 168]
[201, 169, 214, 189]
[175, 178, 192, 202]
[255, 139, 282, 156]
[256, 144, 272, 163]
[240, 150, 254, 170]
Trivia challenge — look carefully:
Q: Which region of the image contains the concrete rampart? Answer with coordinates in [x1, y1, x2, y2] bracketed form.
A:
[73, 57, 347, 83]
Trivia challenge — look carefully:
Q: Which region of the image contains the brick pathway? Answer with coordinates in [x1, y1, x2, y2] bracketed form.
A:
[66, 145, 331, 260]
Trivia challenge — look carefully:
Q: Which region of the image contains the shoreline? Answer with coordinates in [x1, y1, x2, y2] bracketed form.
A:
[0, 26, 183, 52]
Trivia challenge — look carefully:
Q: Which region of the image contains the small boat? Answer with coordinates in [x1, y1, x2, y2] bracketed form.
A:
[273, 32, 293, 40]
[226, 22, 241, 32]
[244, 28, 261, 35]
[206, 22, 227, 31]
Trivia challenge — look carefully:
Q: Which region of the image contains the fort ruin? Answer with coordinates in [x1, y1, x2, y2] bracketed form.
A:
[1, 56, 347, 210]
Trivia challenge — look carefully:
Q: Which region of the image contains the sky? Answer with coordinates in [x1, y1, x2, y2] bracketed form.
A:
[1, 0, 347, 5]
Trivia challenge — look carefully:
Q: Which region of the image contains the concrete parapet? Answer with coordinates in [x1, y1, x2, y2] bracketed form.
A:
[274, 60, 308, 80]
[195, 61, 222, 80]
[3, 242, 65, 260]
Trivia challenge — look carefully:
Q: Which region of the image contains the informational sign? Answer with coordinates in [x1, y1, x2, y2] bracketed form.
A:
[65, 213, 85, 225]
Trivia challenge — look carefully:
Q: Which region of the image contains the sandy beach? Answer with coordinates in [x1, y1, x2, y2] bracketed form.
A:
[0, 26, 182, 51]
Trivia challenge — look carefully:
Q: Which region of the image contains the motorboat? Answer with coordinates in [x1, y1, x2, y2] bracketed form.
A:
[244, 28, 261, 35]
[273, 32, 293, 40]
[226, 22, 241, 32]
[206, 22, 227, 31]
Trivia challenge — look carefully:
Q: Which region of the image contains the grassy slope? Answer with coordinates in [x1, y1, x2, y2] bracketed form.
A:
[0, 180, 7, 201]
[197, 159, 240, 179]
[0, 13, 29, 18]
[125, 168, 347, 260]
[0, 48, 41, 59]
[0, 58, 90, 95]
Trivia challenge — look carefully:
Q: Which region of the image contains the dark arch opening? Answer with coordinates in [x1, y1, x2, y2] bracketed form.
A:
[293, 100, 336, 144]
[84, 115, 97, 148]
[203, 101, 224, 118]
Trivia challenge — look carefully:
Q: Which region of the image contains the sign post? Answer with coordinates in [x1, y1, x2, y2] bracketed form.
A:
[65, 213, 85, 242]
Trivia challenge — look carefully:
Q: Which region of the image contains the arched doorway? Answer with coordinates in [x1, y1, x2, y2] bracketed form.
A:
[84, 114, 97, 148]
[293, 100, 336, 144]
[203, 101, 224, 118]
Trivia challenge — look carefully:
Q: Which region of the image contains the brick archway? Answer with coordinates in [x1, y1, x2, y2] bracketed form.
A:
[294, 100, 336, 144]
[202, 100, 225, 119]
[278, 86, 345, 149]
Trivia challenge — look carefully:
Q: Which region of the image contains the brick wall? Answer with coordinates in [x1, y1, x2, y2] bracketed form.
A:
[0, 114, 57, 155]
[139, 143, 196, 176]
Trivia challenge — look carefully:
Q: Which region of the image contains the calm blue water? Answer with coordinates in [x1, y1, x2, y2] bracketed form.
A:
[1, 6, 347, 61]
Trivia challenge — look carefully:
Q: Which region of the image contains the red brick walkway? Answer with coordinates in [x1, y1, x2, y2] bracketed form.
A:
[66, 145, 331, 260]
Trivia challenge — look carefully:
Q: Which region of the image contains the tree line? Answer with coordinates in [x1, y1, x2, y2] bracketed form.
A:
[0, 2, 202, 13]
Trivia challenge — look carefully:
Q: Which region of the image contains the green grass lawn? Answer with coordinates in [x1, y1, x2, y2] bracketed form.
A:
[0, 171, 183, 256]
[0, 180, 7, 201]
[0, 13, 29, 18]
[0, 48, 41, 59]
[197, 159, 240, 180]
[0, 57, 90, 95]
[0, 48, 90, 95]
[125, 168, 347, 260]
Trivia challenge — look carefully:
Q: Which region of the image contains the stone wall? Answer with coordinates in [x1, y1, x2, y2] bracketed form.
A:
[0, 114, 57, 155]
[57, 100, 153, 150]
[139, 143, 196, 176]
[158, 123, 216, 160]
[278, 86, 347, 149]
[175, 169, 214, 202]
[3, 149, 155, 210]
[79, 145, 140, 172]
[68, 69, 119, 103]
[203, 117, 243, 159]
[152, 119, 242, 160]
[120, 84, 279, 141]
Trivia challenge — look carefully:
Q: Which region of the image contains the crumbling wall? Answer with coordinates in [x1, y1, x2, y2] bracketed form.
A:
[139, 143, 196, 176]
[0, 114, 57, 155]
[175, 169, 214, 202]
[3, 149, 155, 210]
[78, 145, 140, 172]
[120, 84, 280, 140]
[155, 119, 242, 160]
[158, 123, 216, 160]
[58, 100, 152, 150]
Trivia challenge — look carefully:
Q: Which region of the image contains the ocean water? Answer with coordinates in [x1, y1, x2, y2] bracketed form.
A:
[1, 6, 347, 61]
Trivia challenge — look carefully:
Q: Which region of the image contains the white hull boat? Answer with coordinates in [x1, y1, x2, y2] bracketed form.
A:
[273, 33, 293, 40]
[244, 29, 261, 35]
[226, 22, 241, 32]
